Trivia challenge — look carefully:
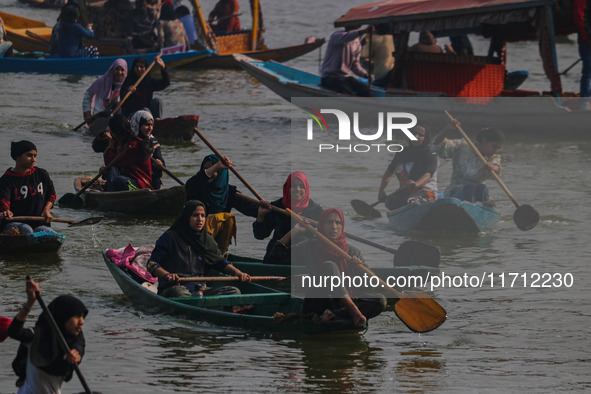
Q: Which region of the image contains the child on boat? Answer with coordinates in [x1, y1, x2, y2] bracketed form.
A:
[8, 277, 88, 393]
[0, 141, 56, 234]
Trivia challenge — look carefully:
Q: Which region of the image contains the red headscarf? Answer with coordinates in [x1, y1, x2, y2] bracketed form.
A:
[316, 208, 349, 274]
[282, 171, 310, 214]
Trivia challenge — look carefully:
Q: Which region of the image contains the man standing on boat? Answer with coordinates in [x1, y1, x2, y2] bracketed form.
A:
[574, 0, 591, 102]
[320, 25, 373, 97]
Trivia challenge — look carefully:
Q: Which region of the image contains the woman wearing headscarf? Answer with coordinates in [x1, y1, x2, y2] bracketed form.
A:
[291, 208, 386, 326]
[147, 200, 251, 298]
[185, 154, 259, 217]
[130, 109, 165, 189]
[158, 2, 190, 50]
[0, 141, 56, 234]
[120, 56, 169, 119]
[8, 277, 88, 393]
[253, 171, 322, 264]
[103, 114, 153, 191]
[378, 125, 438, 210]
[82, 58, 127, 126]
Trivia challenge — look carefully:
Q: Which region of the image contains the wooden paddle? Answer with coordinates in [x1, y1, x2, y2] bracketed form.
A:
[235, 193, 440, 268]
[444, 111, 540, 231]
[8, 216, 104, 227]
[58, 146, 131, 208]
[286, 209, 446, 333]
[86, 56, 160, 135]
[179, 275, 284, 282]
[350, 200, 381, 219]
[25, 29, 51, 44]
[30, 279, 96, 394]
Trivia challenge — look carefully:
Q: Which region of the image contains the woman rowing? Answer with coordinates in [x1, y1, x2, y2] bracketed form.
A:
[103, 114, 154, 191]
[129, 109, 165, 189]
[0, 141, 56, 234]
[120, 56, 170, 119]
[253, 171, 322, 264]
[185, 154, 259, 217]
[8, 277, 88, 393]
[82, 58, 127, 127]
[378, 125, 438, 210]
[292, 208, 386, 326]
[431, 121, 503, 203]
[147, 200, 251, 298]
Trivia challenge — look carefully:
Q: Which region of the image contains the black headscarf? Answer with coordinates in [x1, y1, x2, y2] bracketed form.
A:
[169, 200, 226, 266]
[31, 295, 87, 378]
[160, 3, 176, 21]
[396, 126, 432, 164]
[10, 140, 37, 160]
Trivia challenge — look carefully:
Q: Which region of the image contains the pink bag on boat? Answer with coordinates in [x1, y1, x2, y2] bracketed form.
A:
[106, 243, 158, 284]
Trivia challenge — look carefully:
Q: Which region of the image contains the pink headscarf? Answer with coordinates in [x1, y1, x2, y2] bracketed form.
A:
[87, 58, 128, 101]
[282, 171, 310, 214]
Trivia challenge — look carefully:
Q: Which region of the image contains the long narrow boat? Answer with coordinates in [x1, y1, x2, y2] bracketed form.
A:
[0, 49, 212, 75]
[102, 250, 364, 333]
[0, 231, 65, 254]
[0, 11, 52, 53]
[386, 197, 500, 234]
[72, 177, 186, 215]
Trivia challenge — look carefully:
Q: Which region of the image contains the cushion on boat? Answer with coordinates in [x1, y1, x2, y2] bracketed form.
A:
[107, 243, 157, 283]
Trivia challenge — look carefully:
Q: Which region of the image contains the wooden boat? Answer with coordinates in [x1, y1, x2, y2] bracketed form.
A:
[83, 0, 324, 66]
[18, 0, 104, 9]
[0, 11, 52, 53]
[386, 197, 500, 234]
[0, 231, 65, 253]
[102, 250, 364, 333]
[153, 115, 198, 144]
[0, 49, 212, 75]
[72, 177, 186, 215]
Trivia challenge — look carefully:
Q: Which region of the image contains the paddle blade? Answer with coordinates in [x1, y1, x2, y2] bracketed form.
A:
[351, 199, 381, 219]
[514, 204, 539, 231]
[394, 241, 440, 268]
[88, 116, 110, 136]
[394, 294, 447, 333]
[57, 193, 85, 209]
[68, 216, 104, 227]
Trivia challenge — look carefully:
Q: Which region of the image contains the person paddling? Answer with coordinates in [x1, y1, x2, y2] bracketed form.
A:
[0, 141, 57, 234]
[8, 277, 88, 393]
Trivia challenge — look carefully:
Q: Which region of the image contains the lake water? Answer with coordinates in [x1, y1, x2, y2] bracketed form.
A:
[0, 1, 590, 393]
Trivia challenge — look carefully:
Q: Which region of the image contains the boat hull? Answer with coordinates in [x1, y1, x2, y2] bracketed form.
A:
[153, 115, 198, 143]
[103, 251, 362, 333]
[0, 231, 65, 253]
[386, 197, 500, 233]
[0, 50, 212, 75]
[74, 177, 186, 215]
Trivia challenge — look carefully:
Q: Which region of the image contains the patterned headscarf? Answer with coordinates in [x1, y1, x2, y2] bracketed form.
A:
[130, 109, 154, 138]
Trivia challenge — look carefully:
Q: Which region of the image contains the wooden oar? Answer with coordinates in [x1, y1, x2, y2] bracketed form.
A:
[8, 216, 104, 227]
[560, 58, 581, 75]
[179, 275, 284, 282]
[445, 111, 540, 231]
[31, 281, 95, 394]
[286, 209, 447, 333]
[193, 127, 263, 200]
[235, 193, 440, 268]
[151, 158, 184, 185]
[58, 146, 130, 208]
[350, 199, 381, 219]
[25, 29, 51, 44]
[86, 56, 160, 135]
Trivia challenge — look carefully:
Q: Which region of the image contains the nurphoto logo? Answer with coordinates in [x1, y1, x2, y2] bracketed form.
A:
[304, 109, 418, 153]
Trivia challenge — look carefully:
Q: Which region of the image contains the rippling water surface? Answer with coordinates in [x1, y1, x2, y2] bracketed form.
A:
[1, 0, 590, 392]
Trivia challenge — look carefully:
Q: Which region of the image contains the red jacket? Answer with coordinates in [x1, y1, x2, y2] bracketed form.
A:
[104, 140, 153, 189]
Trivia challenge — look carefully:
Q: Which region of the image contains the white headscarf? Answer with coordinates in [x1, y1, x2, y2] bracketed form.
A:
[129, 109, 154, 138]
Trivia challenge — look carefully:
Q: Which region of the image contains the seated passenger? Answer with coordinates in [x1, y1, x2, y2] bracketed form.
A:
[147, 200, 251, 298]
[0, 16, 14, 58]
[360, 23, 395, 88]
[56, 6, 96, 58]
[103, 115, 154, 191]
[208, 0, 241, 33]
[158, 2, 190, 50]
[175, 5, 199, 46]
[126, 0, 159, 51]
[253, 171, 322, 264]
[409, 31, 453, 54]
[0, 141, 56, 234]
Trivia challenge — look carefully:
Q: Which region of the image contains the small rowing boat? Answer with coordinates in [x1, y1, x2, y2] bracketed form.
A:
[0, 49, 213, 75]
[386, 197, 500, 234]
[153, 115, 199, 144]
[0, 231, 65, 253]
[0, 11, 52, 53]
[72, 177, 186, 215]
[102, 250, 365, 333]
